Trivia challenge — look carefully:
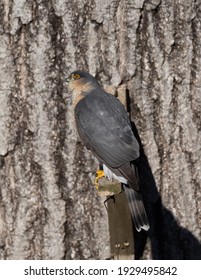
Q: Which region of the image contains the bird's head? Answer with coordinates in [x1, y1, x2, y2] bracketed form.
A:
[66, 71, 100, 95]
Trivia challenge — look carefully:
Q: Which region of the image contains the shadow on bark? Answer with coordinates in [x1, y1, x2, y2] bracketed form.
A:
[131, 122, 201, 260]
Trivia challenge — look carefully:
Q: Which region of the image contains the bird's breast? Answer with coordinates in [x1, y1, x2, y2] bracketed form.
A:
[72, 91, 86, 108]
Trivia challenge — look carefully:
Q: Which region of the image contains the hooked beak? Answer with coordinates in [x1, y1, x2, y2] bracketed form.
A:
[65, 77, 70, 84]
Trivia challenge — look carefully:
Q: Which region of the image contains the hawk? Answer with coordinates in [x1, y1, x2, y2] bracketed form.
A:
[66, 70, 149, 232]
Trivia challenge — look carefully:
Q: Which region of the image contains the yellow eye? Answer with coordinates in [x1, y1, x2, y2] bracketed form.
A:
[72, 73, 81, 79]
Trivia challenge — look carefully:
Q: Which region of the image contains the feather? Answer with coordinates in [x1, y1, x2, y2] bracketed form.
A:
[75, 90, 139, 168]
[123, 185, 150, 232]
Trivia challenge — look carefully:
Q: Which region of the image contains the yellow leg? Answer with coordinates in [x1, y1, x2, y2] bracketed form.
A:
[95, 170, 105, 189]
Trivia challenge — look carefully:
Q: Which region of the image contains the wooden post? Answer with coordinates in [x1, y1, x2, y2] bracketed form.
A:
[97, 85, 135, 259]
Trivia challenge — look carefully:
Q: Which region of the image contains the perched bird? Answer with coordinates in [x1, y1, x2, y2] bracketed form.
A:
[66, 70, 149, 232]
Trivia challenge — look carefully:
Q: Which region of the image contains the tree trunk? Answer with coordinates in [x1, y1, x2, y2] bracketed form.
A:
[0, 0, 200, 259]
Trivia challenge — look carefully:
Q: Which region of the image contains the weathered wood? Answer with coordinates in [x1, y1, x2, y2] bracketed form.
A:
[96, 174, 134, 259]
[107, 192, 134, 260]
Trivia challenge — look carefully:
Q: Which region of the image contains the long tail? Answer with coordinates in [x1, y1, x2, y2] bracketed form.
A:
[123, 185, 150, 232]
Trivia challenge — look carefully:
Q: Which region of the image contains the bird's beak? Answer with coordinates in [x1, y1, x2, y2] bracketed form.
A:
[65, 77, 70, 84]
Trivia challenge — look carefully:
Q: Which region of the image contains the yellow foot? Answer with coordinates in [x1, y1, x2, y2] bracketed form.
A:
[95, 170, 105, 190]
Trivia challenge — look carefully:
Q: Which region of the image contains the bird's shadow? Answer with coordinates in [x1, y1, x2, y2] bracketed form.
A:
[130, 121, 201, 260]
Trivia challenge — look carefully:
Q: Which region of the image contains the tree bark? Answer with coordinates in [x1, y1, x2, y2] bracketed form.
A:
[0, 0, 200, 259]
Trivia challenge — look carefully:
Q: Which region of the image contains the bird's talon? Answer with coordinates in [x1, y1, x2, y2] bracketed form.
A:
[96, 170, 105, 178]
[95, 170, 105, 190]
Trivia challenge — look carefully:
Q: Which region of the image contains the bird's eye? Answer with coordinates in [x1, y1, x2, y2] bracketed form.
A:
[72, 73, 81, 79]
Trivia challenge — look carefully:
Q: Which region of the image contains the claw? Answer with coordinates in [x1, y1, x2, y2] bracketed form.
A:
[95, 170, 105, 189]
